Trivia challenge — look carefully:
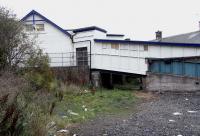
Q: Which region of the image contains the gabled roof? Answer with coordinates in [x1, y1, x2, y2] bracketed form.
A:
[106, 34, 124, 37]
[72, 26, 107, 33]
[94, 39, 200, 47]
[21, 10, 71, 37]
[152, 31, 200, 44]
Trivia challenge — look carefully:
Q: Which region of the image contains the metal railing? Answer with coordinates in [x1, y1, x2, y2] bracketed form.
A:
[47, 51, 90, 67]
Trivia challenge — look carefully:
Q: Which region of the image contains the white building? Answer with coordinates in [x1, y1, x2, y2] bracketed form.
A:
[22, 10, 200, 76]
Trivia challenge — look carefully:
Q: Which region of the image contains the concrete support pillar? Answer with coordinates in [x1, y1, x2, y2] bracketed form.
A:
[110, 73, 113, 89]
[91, 71, 101, 88]
[122, 75, 126, 84]
[141, 77, 147, 90]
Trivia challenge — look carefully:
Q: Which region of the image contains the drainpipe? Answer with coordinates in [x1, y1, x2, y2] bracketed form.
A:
[70, 34, 92, 85]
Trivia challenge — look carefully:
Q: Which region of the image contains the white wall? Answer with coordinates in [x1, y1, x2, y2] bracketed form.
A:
[73, 30, 106, 42]
[24, 14, 73, 67]
[23, 14, 200, 75]
[92, 42, 148, 74]
[92, 42, 200, 75]
[148, 45, 200, 58]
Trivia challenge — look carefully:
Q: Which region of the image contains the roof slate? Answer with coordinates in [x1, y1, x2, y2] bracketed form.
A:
[152, 31, 200, 44]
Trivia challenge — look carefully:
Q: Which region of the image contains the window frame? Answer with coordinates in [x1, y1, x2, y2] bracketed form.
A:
[36, 24, 45, 31]
[144, 45, 148, 51]
[111, 43, 119, 50]
[25, 24, 34, 32]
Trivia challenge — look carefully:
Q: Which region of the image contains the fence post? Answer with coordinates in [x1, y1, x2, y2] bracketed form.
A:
[62, 53, 63, 67]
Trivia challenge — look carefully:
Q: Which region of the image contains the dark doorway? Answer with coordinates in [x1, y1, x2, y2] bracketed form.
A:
[101, 72, 113, 89]
[76, 47, 88, 66]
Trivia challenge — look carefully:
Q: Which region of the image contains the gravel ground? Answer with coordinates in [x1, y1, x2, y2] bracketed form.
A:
[70, 93, 200, 136]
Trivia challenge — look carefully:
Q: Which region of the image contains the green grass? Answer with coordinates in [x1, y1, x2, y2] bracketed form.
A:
[52, 89, 136, 129]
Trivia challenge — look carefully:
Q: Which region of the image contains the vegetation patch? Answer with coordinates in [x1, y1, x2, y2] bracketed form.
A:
[52, 88, 136, 129]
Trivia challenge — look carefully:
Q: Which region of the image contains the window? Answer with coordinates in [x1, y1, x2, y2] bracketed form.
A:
[144, 45, 148, 51]
[36, 24, 45, 31]
[111, 43, 119, 50]
[76, 47, 88, 66]
[129, 45, 137, 51]
[120, 44, 129, 50]
[25, 24, 45, 32]
[102, 43, 109, 49]
[25, 24, 33, 31]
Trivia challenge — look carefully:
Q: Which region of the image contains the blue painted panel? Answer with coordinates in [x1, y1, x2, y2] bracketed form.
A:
[159, 61, 172, 74]
[150, 61, 160, 73]
[172, 62, 183, 75]
[149, 60, 200, 78]
[196, 64, 200, 77]
[160, 62, 165, 73]
[184, 63, 196, 77]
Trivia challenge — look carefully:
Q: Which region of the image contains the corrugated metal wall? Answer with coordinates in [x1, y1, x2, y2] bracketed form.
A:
[149, 59, 200, 78]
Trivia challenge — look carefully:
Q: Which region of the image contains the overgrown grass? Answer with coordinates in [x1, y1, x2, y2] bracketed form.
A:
[52, 89, 136, 129]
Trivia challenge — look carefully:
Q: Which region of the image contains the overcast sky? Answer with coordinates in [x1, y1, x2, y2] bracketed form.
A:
[1, 0, 200, 40]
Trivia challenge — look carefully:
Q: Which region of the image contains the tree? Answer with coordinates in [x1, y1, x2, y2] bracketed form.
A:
[0, 7, 36, 70]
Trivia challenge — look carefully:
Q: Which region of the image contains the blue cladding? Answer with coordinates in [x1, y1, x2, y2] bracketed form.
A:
[184, 63, 196, 77]
[197, 65, 200, 77]
[150, 61, 160, 73]
[149, 60, 200, 78]
[172, 62, 183, 75]
[160, 61, 172, 73]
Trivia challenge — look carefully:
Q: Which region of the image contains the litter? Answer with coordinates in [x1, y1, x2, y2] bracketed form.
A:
[173, 112, 183, 116]
[57, 129, 69, 133]
[169, 119, 175, 122]
[187, 110, 198, 113]
[68, 110, 79, 116]
[82, 105, 86, 108]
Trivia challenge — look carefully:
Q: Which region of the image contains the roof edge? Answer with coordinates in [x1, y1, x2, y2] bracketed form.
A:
[94, 39, 200, 47]
[73, 26, 107, 33]
[21, 10, 71, 37]
[106, 34, 124, 37]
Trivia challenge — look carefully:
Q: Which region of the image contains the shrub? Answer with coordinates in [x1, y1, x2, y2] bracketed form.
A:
[0, 7, 37, 71]
[0, 71, 51, 136]
[24, 49, 54, 91]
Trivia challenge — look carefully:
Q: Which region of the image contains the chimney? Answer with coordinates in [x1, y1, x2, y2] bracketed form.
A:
[156, 31, 162, 40]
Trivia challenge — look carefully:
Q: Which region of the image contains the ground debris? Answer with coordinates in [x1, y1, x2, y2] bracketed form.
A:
[69, 93, 200, 136]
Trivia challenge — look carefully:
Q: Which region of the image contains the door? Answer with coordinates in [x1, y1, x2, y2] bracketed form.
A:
[76, 47, 88, 66]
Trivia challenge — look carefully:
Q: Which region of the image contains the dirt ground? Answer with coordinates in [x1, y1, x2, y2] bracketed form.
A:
[69, 92, 200, 136]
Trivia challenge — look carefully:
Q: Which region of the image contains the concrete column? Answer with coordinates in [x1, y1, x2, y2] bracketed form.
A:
[122, 75, 126, 84]
[91, 71, 101, 88]
[110, 73, 113, 89]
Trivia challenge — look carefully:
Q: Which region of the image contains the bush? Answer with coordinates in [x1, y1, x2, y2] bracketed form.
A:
[0, 7, 37, 71]
[24, 49, 54, 91]
[0, 71, 52, 136]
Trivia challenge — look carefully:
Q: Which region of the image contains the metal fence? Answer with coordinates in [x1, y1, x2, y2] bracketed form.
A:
[149, 59, 200, 78]
[47, 51, 91, 67]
